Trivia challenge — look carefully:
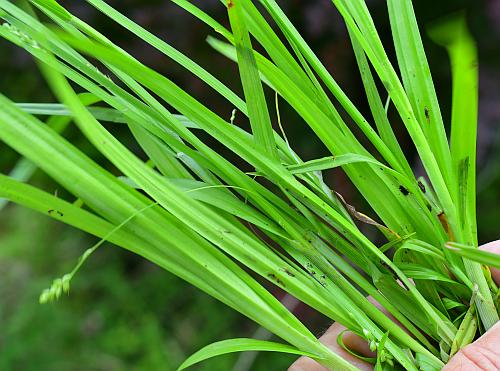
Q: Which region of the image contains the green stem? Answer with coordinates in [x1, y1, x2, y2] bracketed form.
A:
[463, 261, 499, 329]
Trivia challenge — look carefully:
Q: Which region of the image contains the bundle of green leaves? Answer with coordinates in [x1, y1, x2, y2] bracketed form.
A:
[0, 0, 498, 369]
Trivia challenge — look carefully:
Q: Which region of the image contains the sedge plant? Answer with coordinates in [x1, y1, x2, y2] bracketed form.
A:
[0, 0, 499, 369]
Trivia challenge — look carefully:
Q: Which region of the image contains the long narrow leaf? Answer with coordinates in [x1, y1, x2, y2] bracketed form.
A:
[226, 0, 277, 159]
[178, 338, 322, 370]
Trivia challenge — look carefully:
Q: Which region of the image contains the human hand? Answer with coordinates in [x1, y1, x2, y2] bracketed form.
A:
[289, 241, 500, 371]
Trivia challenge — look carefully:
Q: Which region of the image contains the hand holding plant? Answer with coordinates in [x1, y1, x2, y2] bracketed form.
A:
[290, 241, 500, 370]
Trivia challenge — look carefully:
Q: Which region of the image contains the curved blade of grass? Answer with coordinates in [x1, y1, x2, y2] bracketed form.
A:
[336, 330, 376, 364]
[393, 240, 445, 263]
[397, 264, 463, 285]
[177, 338, 323, 371]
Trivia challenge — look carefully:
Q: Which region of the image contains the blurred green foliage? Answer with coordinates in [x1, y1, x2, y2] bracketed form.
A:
[0, 203, 298, 370]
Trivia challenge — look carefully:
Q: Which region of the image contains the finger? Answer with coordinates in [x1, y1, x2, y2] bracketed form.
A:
[288, 323, 372, 371]
[291, 241, 500, 371]
[320, 323, 376, 361]
[480, 240, 500, 284]
[290, 297, 391, 370]
[443, 321, 500, 370]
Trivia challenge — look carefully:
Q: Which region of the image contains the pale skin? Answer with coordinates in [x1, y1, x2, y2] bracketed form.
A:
[290, 241, 500, 371]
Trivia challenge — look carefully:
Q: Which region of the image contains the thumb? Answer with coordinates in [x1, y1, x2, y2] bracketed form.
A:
[443, 241, 500, 370]
[480, 240, 500, 284]
[443, 321, 500, 370]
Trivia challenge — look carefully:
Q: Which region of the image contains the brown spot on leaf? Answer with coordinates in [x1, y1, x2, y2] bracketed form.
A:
[418, 181, 426, 193]
[399, 186, 410, 196]
[438, 211, 455, 241]
[48, 209, 63, 217]
[267, 273, 284, 286]
[280, 268, 295, 277]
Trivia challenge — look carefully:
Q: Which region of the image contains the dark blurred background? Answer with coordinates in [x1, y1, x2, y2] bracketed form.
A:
[1, 0, 499, 370]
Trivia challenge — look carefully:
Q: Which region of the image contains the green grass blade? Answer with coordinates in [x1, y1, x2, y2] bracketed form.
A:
[429, 14, 498, 330]
[349, 31, 413, 178]
[177, 338, 326, 371]
[286, 154, 386, 174]
[397, 264, 464, 286]
[446, 243, 500, 270]
[428, 15, 478, 247]
[387, 0, 452, 187]
[226, 0, 277, 159]
[17, 103, 200, 128]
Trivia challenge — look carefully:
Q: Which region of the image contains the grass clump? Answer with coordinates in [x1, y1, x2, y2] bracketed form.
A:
[0, 0, 498, 369]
